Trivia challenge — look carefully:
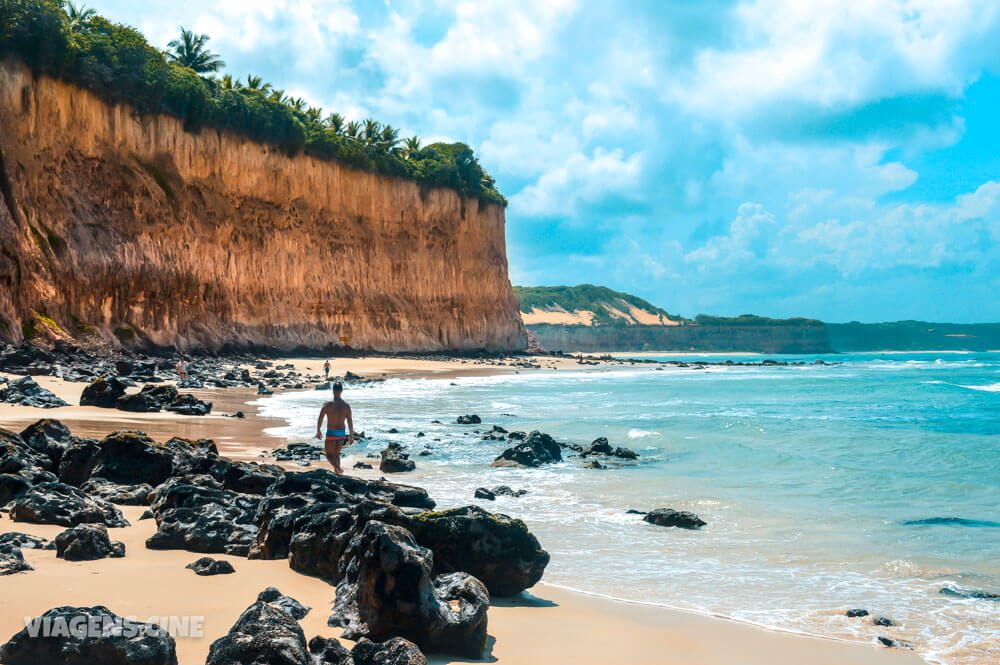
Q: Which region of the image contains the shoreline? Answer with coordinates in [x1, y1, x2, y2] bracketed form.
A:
[0, 354, 928, 664]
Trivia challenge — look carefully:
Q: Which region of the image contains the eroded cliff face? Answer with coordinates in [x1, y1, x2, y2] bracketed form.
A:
[0, 61, 526, 351]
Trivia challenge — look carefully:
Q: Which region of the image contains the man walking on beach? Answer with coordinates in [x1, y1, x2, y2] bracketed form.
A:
[316, 382, 354, 475]
[176, 358, 188, 381]
[323, 359, 331, 380]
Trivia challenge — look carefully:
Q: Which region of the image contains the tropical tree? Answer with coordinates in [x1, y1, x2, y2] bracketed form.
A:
[66, 2, 95, 33]
[268, 88, 287, 104]
[325, 112, 345, 135]
[287, 97, 306, 112]
[218, 74, 242, 90]
[166, 27, 225, 73]
[345, 120, 362, 140]
[362, 118, 382, 146]
[380, 124, 400, 151]
[244, 75, 270, 93]
[403, 136, 422, 158]
[304, 106, 323, 123]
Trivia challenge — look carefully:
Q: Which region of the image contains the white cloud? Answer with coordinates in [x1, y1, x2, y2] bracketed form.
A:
[510, 148, 644, 218]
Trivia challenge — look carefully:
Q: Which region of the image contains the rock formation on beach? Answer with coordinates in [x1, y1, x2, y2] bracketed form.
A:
[0, 61, 526, 353]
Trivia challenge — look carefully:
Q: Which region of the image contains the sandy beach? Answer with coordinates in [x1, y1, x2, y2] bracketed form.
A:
[0, 356, 926, 665]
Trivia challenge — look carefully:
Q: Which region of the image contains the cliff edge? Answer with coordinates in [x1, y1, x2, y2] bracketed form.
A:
[0, 61, 526, 352]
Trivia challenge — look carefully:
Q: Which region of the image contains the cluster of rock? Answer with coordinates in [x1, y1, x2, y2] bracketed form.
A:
[80, 378, 212, 416]
[474, 485, 528, 500]
[0, 376, 67, 408]
[629, 508, 707, 530]
[0, 417, 551, 661]
[0, 532, 50, 574]
[379, 442, 415, 473]
[485, 428, 640, 470]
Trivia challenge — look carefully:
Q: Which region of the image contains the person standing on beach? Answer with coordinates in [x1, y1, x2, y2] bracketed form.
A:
[316, 382, 354, 475]
[323, 359, 331, 380]
[176, 358, 187, 381]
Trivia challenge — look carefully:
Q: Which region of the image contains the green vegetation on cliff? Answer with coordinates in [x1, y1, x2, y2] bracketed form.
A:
[0, 0, 504, 205]
[513, 285, 682, 325]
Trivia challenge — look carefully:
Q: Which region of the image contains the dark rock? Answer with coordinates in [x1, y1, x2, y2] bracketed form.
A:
[354, 461, 373, 469]
[491, 431, 562, 468]
[186, 556, 236, 576]
[257, 587, 311, 620]
[474, 488, 495, 500]
[10, 482, 129, 527]
[0, 376, 67, 409]
[308, 636, 353, 665]
[940, 586, 1000, 600]
[115, 360, 133, 376]
[380, 443, 415, 473]
[80, 375, 129, 408]
[0, 541, 32, 575]
[873, 616, 895, 627]
[165, 393, 212, 416]
[877, 636, 913, 649]
[0, 532, 49, 549]
[491, 485, 527, 497]
[145, 477, 261, 555]
[0, 606, 178, 665]
[625, 509, 647, 515]
[55, 523, 126, 561]
[81, 478, 153, 505]
[329, 521, 488, 658]
[846, 608, 869, 617]
[19, 419, 73, 467]
[580, 437, 639, 460]
[205, 600, 309, 665]
[456, 415, 481, 425]
[352, 637, 427, 665]
[643, 508, 706, 529]
[177, 378, 204, 389]
[583, 460, 606, 469]
[139, 509, 154, 520]
[85, 431, 175, 487]
[116, 384, 181, 413]
[407, 505, 549, 596]
[387, 428, 399, 434]
[0, 473, 33, 507]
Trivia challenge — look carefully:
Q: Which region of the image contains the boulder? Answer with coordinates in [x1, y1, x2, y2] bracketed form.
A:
[79, 375, 129, 408]
[0, 427, 57, 480]
[939, 586, 1000, 600]
[308, 636, 353, 664]
[83, 431, 175, 487]
[329, 521, 488, 658]
[146, 477, 261, 555]
[642, 508, 706, 529]
[491, 485, 527, 498]
[54, 524, 126, 561]
[206, 600, 310, 665]
[0, 542, 32, 575]
[380, 443, 415, 473]
[19, 419, 73, 468]
[580, 437, 639, 460]
[10, 482, 129, 527]
[165, 393, 212, 417]
[186, 557, 235, 576]
[473, 488, 495, 501]
[406, 506, 549, 596]
[116, 385, 176, 413]
[491, 431, 562, 468]
[846, 608, 869, 618]
[352, 637, 427, 665]
[0, 376, 67, 409]
[456, 415, 481, 425]
[257, 587, 311, 620]
[0, 606, 177, 665]
[0, 532, 50, 549]
[80, 478, 153, 505]
[0, 473, 33, 507]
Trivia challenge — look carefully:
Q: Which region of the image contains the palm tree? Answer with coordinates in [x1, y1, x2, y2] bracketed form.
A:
[325, 112, 345, 135]
[66, 2, 95, 33]
[403, 136, 422, 158]
[345, 121, 362, 141]
[362, 118, 382, 146]
[379, 124, 400, 150]
[304, 107, 323, 123]
[287, 97, 307, 112]
[219, 74, 242, 90]
[244, 75, 271, 94]
[268, 89, 288, 104]
[167, 27, 225, 73]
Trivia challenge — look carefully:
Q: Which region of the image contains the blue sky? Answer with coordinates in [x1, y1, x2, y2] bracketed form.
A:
[89, 0, 1000, 322]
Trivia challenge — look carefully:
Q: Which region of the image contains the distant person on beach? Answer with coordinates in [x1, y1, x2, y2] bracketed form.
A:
[324, 360, 331, 380]
[316, 382, 354, 475]
[176, 359, 187, 381]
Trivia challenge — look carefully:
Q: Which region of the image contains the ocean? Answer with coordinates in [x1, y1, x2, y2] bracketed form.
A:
[254, 352, 1000, 665]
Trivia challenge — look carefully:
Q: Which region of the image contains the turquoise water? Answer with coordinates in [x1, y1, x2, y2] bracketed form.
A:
[256, 352, 1000, 665]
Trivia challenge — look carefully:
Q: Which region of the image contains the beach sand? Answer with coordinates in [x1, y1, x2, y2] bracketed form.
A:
[0, 356, 926, 665]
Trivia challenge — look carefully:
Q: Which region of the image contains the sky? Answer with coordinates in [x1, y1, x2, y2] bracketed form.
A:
[88, 0, 1000, 322]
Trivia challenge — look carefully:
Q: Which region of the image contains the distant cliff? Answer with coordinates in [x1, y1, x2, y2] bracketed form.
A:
[0, 61, 526, 352]
[827, 321, 1000, 351]
[526, 322, 833, 354]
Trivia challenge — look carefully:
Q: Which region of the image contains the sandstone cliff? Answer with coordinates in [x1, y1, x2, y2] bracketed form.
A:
[0, 61, 526, 352]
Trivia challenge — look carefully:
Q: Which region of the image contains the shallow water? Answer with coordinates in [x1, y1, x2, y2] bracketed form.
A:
[255, 352, 1000, 665]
